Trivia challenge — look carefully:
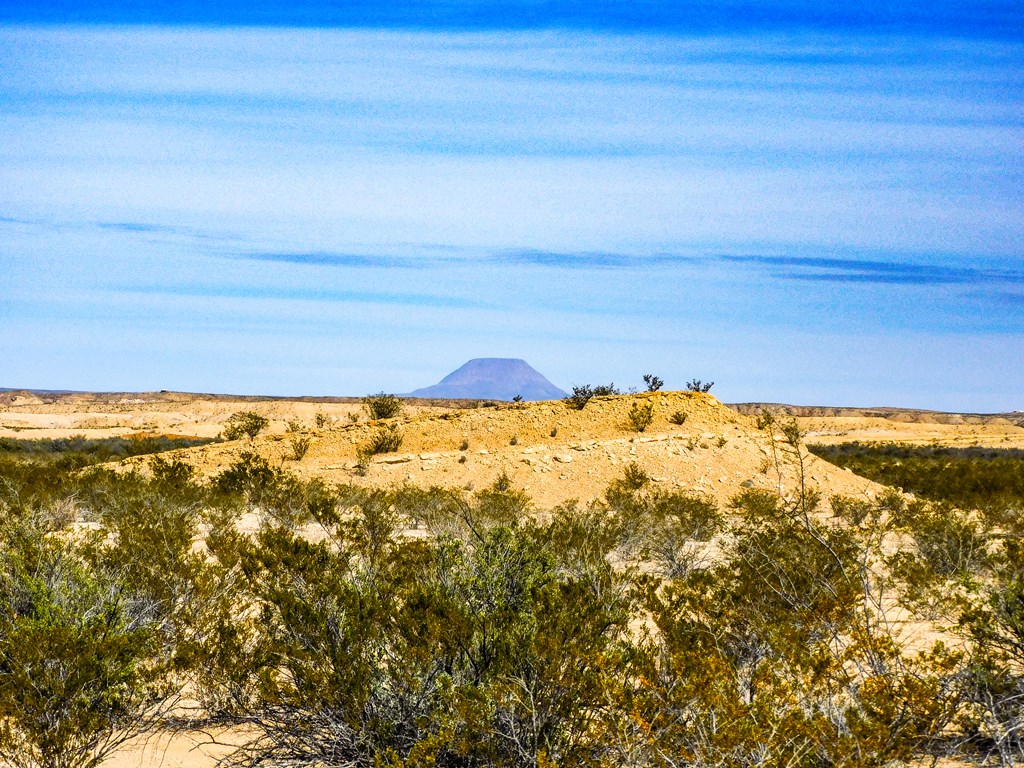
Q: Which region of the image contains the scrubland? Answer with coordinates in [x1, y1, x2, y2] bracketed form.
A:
[0, 392, 1021, 767]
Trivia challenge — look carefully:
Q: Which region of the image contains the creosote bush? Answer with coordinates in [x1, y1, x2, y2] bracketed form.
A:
[288, 434, 312, 461]
[626, 400, 655, 432]
[565, 383, 620, 410]
[643, 373, 664, 392]
[362, 392, 403, 420]
[668, 410, 687, 425]
[355, 424, 404, 471]
[222, 411, 269, 441]
[685, 378, 714, 393]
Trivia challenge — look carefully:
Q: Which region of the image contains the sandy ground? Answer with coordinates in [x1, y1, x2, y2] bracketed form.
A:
[105, 727, 242, 768]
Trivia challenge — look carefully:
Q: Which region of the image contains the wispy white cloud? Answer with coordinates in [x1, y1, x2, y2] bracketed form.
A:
[0, 25, 1021, 408]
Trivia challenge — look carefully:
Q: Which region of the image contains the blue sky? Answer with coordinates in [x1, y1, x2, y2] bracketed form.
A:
[1, 3, 1022, 410]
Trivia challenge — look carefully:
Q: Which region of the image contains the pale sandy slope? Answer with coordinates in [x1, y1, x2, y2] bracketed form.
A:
[111, 391, 883, 511]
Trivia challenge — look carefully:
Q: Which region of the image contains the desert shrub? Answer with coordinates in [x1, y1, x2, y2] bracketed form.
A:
[315, 412, 330, 428]
[259, 475, 335, 530]
[459, 439, 469, 451]
[643, 374, 664, 392]
[685, 379, 714, 393]
[830, 494, 879, 527]
[627, 400, 655, 432]
[469, 472, 532, 529]
[906, 504, 991, 579]
[0, 519, 175, 768]
[222, 490, 634, 768]
[361, 424, 403, 456]
[636, 488, 958, 767]
[959, 539, 1024, 765]
[148, 455, 195, 488]
[355, 425, 404, 470]
[604, 462, 650, 507]
[222, 411, 269, 441]
[600, 465, 724, 575]
[288, 434, 312, 461]
[212, 451, 280, 503]
[387, 484, 463, 531]
[667, 410, 687, 425]
[885, 502, 994, 621]
[565, 384, 619, 410]
[363, 392, 403, 420]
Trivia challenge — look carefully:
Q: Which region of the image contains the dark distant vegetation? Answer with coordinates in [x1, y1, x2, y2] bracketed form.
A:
[0, 434, 1021, 767]
[0, 435, 213, 469]
[810, 442, 1024, 527]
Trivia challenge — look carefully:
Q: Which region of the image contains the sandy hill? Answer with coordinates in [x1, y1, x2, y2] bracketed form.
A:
[119, 391, 881, 511]
[408, 358, 567, 401]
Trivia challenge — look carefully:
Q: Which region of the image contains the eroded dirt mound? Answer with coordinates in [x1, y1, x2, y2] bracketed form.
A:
[122, 392, 882, 510]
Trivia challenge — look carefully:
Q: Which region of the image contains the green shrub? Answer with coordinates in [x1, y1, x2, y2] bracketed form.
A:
[363, 392, 403, 420]
[356, 425, 404, 470]
[685, 379, 714, 393]
[668, 410, 687, 425]
[212, 451, 279, 502]
[627, 400, 655, 432]
[148, 455, 196, 490]
[565, 384, 620, 410]
[643, 374, 664, 392]
[288, 435, 312, 461]
[223, 485, 632, 768]
[222, 411, 269, 441]
[0, 521, 174, 768]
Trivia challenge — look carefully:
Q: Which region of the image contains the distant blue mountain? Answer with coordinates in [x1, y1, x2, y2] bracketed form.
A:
[409, 358, 567, 402]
